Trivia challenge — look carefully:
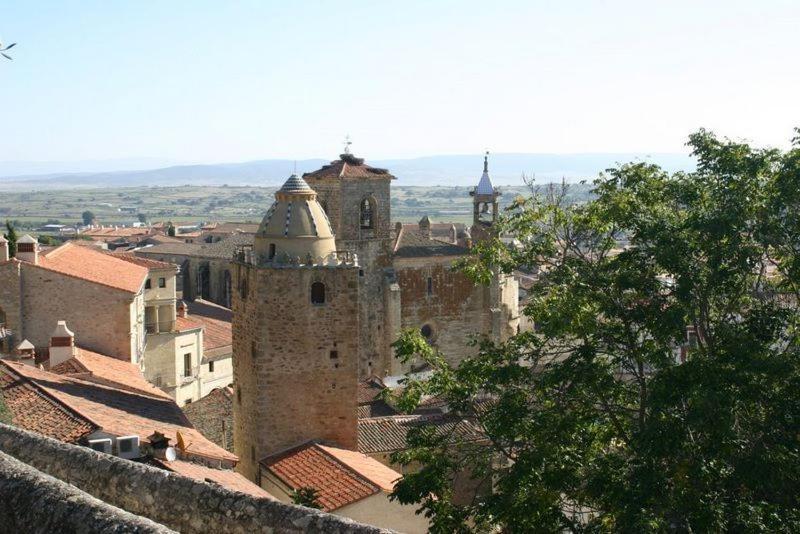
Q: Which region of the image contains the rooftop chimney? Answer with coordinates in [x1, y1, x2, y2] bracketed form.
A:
[418, 216, 431, 240]
[0, 235, 8, 262]
[16, 235, 39, 265]
[177, 300, 188, 318]
[49, 321, 76, 367]
[14, 339, 36, 367]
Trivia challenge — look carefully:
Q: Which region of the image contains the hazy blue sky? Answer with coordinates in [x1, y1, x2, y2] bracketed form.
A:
[1, 0, 799, 165]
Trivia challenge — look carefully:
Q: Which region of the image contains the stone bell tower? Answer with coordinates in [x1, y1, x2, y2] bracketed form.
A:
[470, 151, 500, 243]
[303, 145, 395, 378]
[231, 174, 360, 482]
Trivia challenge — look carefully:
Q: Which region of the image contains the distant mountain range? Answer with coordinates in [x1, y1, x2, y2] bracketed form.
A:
[0, 153, 696, 190]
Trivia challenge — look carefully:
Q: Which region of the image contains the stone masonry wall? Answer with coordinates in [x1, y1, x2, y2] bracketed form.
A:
[0, 450, 173, 534]
[0, 261, 22, 353]
[232, 263, 360, 479]
[0, 423, 390, 534]
[20, 263, 137, 361]
[394, 257, 493, 367]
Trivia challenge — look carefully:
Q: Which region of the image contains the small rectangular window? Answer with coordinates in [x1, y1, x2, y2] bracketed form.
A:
[158, 277, 166, 288]
[209, 361, 214, 373]
[427, 276, 433, 295]
[145, 279, 151, 289]
[183, 353, 192, 377]
[329, 350, 338, 359]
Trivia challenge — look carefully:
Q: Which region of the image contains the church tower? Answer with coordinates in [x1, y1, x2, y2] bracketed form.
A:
[303, 146, 395, 378]
[231, 174, 360, 481]
[470, 151, 500, 243]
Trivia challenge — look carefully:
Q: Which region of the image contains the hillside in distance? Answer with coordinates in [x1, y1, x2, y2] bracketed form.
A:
[0, 153, 695, 191]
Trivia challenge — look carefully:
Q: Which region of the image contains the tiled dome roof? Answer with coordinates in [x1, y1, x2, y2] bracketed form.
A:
[279, 174, 312, 193]
[254, 175, 337, 262]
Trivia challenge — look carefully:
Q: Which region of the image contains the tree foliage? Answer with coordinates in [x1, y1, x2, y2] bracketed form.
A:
[390, 129, 800, 532]
[291, 486, 323, 509]
[4, 220, 17, 258]
[81, 210, 95, 226]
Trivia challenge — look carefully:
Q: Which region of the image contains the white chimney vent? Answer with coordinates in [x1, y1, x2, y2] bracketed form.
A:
[15, 234, 39, 264]
[88, 438, 113, 454]
[116, 435, 141, 459]
[48, 321, 76, 367]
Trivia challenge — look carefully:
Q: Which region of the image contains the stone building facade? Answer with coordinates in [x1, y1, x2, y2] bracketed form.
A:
[232, 176, 360, 480]
[231, 153, 519, 488]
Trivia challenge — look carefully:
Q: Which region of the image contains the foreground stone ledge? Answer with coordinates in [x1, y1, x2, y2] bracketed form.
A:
[0, 450, 174, 534]
[0, 423, 394, 534]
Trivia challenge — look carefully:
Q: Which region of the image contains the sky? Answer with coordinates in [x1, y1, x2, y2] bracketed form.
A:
[1, 0, 799, 167]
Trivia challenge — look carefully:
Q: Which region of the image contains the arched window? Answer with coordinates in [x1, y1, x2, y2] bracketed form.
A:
[360, 197, 375, 229]
[0, 306, 6, 328]
[311, 282, 326, 305]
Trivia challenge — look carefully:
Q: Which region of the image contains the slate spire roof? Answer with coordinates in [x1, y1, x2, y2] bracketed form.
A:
[475, 151, 496, 197]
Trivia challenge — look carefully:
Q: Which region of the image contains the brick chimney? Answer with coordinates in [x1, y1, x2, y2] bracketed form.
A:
[418, 216, 431, 240]
[16, 235, 39, 264]
[0, 235, 8, 262]
[49, 321, 76, 367]
[177, 300, 188, 318]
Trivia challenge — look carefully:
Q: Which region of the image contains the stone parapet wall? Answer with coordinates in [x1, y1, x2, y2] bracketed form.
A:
[0, 450, 174, 534]
[0, 424, 391, 534]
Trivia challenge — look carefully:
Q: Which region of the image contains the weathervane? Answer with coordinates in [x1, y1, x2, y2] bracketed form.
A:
[343, 134, 352, 155]
[484, 149, 490, 173]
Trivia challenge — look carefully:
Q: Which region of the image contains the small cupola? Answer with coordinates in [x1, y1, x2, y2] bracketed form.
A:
[254, 175, 338, 265]
[14, 339, 36, 367]
[16, 235, 39, 264]
[49, 320, 76, 367]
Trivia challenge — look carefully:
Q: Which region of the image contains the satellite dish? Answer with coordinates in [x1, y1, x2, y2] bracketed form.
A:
[164, 446, 177, 462]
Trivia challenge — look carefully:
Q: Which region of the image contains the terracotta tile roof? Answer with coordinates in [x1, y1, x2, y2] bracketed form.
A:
[303, 154, 393, 181]
[135, 242, 204, 257]
[158, 459, 274, 499]
[51, 348, 173, 401]
[262, 442, 401, 511]
[185, 300, 232, 355]
[202, 222, 260, 234]
[37, 242, 147, 293]
[82, 227, 153, 238]
[176, 315, 203, 333]
[316, 444, 400, 493]
[393, 228, 469, 259]
[358, 414, 485, 454]
[0, 364, 97, 442]
[111, 252, 178, 271]
[357, 378, 398, 418]
[182, 387, 233, 452]
[0, 360, 236, 463]
[136, 234, 253, 260]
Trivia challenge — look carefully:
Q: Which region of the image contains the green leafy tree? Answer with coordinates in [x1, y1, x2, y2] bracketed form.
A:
[4, 220, 17, 258]
[81, 210, 95, 226]
[137, 213, 147, 224]
[167, 222, 176, 237]
[291, 486, 322, 509]
[390, 129, 800, 532]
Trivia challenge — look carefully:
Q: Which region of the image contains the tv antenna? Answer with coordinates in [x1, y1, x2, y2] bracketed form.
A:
[343, 134, 352, 155]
